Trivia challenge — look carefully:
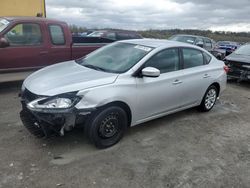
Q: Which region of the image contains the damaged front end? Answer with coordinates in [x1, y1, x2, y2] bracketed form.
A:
[20, 89, 89, 138]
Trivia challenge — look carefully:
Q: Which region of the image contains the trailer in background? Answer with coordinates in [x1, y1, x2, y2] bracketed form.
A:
[0, 0, 46, 17]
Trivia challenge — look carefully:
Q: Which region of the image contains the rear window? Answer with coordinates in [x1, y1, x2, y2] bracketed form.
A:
[49, 25, 65, 45]
[203, 52, 212, 64]
[0, 18, 9, 32]
[169, 35, 196, 44]
[234, 44, 250, 56]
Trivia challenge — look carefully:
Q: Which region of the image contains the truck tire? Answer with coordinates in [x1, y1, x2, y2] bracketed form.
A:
[85, 106, 128, 149]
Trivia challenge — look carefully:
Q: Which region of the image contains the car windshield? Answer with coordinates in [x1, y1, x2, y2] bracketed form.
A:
[234, 44, 250, 56]
[87, 31, 105, 37]
[0, 18, 9, 33]
[77, 42, 153, 73]
[169, 35, 196, 44]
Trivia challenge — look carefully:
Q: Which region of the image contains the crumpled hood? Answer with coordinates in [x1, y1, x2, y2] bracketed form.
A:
[24, 61, 119, 96]
[226, 53, 250, 64]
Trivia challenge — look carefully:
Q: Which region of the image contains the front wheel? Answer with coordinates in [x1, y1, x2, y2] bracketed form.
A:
[199, 85, 218, 112]
[85, 106, 128, 149]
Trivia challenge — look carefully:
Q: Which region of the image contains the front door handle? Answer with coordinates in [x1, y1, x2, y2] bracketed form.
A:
[172, 79, 182, 85]
[203, 74, 211, 78]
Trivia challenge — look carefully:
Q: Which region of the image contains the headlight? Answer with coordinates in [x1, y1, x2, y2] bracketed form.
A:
[27, 93, 81, 110]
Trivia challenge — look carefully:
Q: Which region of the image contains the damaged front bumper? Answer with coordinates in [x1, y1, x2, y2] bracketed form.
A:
[20, 89, 94, 138]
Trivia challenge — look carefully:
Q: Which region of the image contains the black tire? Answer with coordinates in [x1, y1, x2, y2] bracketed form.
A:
[85, 106, 128, 149]
[199, 85, 218, 112]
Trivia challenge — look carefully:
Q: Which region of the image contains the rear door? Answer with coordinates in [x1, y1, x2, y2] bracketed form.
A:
[176, 47, 212, 107]
[0, 22, 48, 71]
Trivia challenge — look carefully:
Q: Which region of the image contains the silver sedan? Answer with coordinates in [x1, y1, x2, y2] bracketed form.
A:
[20, 39, 227, 148]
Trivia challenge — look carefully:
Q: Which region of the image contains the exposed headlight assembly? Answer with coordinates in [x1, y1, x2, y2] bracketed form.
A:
[27, 93, 81, 111]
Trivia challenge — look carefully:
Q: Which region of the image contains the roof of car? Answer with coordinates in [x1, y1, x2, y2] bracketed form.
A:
[1, 16, 66, 24]
[92, 29, 140, 34]
[120, 38, 198, 49]
[173, 34, 212, 39]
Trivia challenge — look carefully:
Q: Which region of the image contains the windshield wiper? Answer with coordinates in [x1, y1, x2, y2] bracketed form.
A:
[83, 64, 109, 72]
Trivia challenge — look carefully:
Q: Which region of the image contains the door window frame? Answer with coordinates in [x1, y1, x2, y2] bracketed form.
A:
[180, 47, 207, 69]
[4, 22, 43, 47]
[134, 47, 182, 76]
[48, 24, 66, 46]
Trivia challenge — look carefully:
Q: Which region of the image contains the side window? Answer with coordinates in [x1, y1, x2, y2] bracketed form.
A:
[4, 23, 42, 46]
[49, 25, 65, 45]
[116, 33, 130, 40]
[105, 32, 116, 40]
[144, 48, 180, 74]
[195, 38, 204, 46]
[182, 48, 204, 69]
[204, 38, 212, 48]
[203, 52, 212, 64]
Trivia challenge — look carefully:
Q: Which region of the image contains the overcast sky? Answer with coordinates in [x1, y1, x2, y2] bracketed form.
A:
[46, 0, 250, 32]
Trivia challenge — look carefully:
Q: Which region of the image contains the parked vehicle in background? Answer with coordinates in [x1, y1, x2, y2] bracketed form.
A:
[0, 17, 142, 77]
[215, 41, 240, 56]
[224, 43, 250, 81]
[72, 30, 143, 43]
[20, 39, 227, 148]
[169, 34, 226, 60]
[88, 30, 143, 40]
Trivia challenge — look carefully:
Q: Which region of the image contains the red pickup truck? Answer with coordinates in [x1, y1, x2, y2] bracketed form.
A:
[0, 17, 109, 74]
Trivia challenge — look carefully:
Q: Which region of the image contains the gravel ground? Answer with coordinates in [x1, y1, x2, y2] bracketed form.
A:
[0, 81, 249, 188]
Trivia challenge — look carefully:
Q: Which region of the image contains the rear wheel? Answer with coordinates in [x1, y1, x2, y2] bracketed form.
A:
[85, 106, 128, 149]
[199, 85, 218, 112]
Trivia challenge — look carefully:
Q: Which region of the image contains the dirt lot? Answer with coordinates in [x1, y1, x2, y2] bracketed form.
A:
[0, 81, 249, 188]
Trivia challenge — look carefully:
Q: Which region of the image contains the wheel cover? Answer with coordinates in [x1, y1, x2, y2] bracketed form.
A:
[205, 88, 217, 110]
[98, 112, 119, 139]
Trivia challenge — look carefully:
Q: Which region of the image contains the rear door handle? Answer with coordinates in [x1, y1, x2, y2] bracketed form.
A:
[172, 79, 182, 85]
[203, 74, 211, 78]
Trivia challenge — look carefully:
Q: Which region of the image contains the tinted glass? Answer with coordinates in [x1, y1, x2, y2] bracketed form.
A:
[145, 48, 180, 74]
[78, 42, 153, 73]
[116, 33, 130, 40]
[183, 48, 204, 68]
[5, 23, 42, 46]
[49, 25, 65, 45]
[105, 32, 116, 40]
[234, 44, 250, 56]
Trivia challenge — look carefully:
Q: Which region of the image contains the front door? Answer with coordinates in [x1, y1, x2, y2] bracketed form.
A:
[135, 48, 184, 123]
[0, 22, 48, 71]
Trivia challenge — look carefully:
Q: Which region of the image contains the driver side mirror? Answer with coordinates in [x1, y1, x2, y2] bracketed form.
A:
[0, 37, 9, 48]
[141, 67, 160, 77]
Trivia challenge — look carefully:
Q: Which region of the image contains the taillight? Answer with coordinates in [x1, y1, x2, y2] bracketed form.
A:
[224, 65, 230, 73]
